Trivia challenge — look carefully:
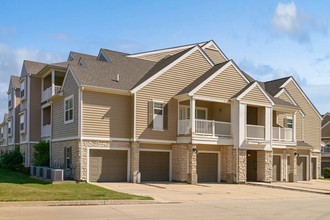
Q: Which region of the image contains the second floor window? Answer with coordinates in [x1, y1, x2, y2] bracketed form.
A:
[20, 80, 25, 99]
[64, 96, 74, 124]
[8, 93, 12, 109]
[8, 120, 12, 136]
[148, 101, 168, 131]
[0, 127, 3, 139]
[286, 117, 293, 128]
[20, 113, 25, 133]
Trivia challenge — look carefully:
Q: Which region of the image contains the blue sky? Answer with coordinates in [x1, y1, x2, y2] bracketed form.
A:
[0, 0, 330, 117]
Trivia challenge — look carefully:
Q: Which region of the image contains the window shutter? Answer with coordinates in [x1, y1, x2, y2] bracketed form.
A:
[148, 101, 153, 129]
[163, 103, 168, 130]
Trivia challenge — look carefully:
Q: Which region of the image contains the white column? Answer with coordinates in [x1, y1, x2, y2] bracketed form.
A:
[293, 112, 297, 142]
[190, 97, 195, 134]
[177, 101, 180, 135]
[232, 101, 246, 148]
[265, 106, 272, 150]
[51, 69, 55, 95]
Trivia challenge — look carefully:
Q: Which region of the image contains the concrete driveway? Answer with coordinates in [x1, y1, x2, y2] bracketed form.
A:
[93, 182, 326, 202]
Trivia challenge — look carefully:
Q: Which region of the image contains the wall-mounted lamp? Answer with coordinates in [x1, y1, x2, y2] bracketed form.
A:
[294, 151, 299, 157]
[192, 146, 198, 154]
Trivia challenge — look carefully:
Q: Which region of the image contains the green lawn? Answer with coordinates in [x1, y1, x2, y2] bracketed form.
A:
[0, 169, 152, 202]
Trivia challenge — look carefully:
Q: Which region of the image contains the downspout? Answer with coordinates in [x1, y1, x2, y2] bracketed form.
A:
[237, 145, 239, 183]
[133, 92, 136, 141]
[79, 87, 83, 181]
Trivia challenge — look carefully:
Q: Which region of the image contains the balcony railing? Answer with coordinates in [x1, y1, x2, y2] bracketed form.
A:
[322, 146, 330, 154]
[272, 127, 293, 142]
[41, 124, 51, 138]
[178, 119, 231, 137]
[42, 86, 62, 102]
[246, 124, 265, 140]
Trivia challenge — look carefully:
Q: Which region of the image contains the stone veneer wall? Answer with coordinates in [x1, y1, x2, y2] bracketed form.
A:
[80, 140, 131, 181]
[172, 144, 188, 182]
[257, 150, 272, 182]
[51, 140, 80, 180]
[19, 144, 28, 166]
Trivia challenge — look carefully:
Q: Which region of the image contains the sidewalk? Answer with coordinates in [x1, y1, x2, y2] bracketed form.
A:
[247, 179, 330, 195]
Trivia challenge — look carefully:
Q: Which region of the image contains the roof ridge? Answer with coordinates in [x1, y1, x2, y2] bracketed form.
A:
[264, 76, 291, 84]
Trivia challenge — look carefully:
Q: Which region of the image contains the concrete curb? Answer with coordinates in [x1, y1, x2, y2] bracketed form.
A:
[246, 182, 330, 195]
[0, 200, 162, 207]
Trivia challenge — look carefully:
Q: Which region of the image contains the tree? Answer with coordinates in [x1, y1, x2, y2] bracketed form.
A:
[33, 140, 49, 166]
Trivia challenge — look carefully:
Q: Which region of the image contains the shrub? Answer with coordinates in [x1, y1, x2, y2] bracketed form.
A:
[33, 140, 50, 166]
[323, 167, 330, 178]
[0, 148, 23, 170]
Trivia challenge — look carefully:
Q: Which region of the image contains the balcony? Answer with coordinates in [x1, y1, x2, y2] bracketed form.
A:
[41, 124, 51, 138]
[246, 124, 265, 140]
[42, 86, 61, 102]
[272, 127, 293, 142]
[322, 146, 330, 157]
[178, 119, 231, 137]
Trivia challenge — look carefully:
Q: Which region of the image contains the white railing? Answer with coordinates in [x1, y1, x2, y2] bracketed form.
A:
[246, 124, 265, 140]
[42, 86, 62, 102]
[178, 119, 191, 135]
[41, 124, 51, 137]
[272, 127, 293, 142]
[178, 119, 232, 137]
[322, 146, 330, 154]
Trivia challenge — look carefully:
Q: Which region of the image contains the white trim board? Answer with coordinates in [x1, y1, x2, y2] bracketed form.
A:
[131, 46, 214, 93]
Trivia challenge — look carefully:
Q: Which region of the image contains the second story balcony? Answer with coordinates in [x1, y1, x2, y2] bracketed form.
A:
[178, 119, 231, 137]
[322, 146, 330, 157]
[41, 69, 65, 102]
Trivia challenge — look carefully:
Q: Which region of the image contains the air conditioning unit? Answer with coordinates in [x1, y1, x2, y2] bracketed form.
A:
[51, 169, 63, 181]
[30, 166, 36, 176]
[35, 166, 41, 177]
[39, 167, 44, 178]
[43, 167, 50, 179]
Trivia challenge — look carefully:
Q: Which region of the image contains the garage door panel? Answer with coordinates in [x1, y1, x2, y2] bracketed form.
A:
[140, 151, 170, 181]
[89, 150, 128, 182]
[197, 153, 218, 182]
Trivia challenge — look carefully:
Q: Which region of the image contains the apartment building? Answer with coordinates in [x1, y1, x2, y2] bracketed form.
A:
[0, 40, 322, 184]
[321, 113, 330, 176]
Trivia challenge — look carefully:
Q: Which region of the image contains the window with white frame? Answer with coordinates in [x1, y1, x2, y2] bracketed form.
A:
[153, 102, 164, 130]
[0, 127, 3, 139]
[286, 117, 293, 128]
[20, 113, 25, 133]
[20, 80, 25, 99]
[8, 120, 12, 137]
[64, 96, 74, 123]
[8, 92, 12, 109]
[180, 106, 207, 120]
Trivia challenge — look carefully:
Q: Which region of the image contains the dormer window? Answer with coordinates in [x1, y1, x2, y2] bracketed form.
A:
[8, 93, 12, 109]
[20, 80, 26, 100]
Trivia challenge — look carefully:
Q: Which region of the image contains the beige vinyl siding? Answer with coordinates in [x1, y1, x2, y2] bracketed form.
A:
[284, 81, 321, 150]
[204, 48, 226, 64]
[136, 48, 189, 62]
[196, 65, 248, 100]
[212, 103, 231, 122]
[278, 92, 295, 105]
[52, 71, 79, 139]
[29, 76, 41, 141]
[296, 112, 303, 140]
[82, 91, 131, 139]
[322, 123, 330, 138]
[20, 76, 28, 112]
[136, 50, 212, 140]
[241, 86, 270, 104]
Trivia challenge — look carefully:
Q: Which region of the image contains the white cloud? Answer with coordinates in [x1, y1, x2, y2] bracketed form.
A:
[0, 44, 65, 119]
[272, 2, 327, 42]
[50, 32, 70, 43]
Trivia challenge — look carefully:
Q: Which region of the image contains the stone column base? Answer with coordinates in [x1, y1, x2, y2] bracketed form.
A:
[187, 173, 198, 185]
[289, 173, 297, 182]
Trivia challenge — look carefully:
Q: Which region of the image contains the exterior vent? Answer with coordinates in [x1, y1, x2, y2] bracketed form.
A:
[112, 74, 120, 82]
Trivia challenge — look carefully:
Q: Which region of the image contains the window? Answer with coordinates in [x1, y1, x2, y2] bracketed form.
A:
[196, 109, 207, 120]
[64, 96, 74, 123]
[179, 106, 207, 120]
[22, 151, 26, 165]
[0, 127, 3, 139]
[148, 101, 168, 130]
[20, 80, 25, 99]
[8, 120, 12, 137]
[286, 117, 293, 128]
[65, 147, 72, 170]
[20, 113, 25, 133]
[8, 93, 12, 109]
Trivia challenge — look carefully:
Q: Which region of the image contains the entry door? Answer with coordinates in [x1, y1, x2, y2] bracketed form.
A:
[247, 151, 257, 181]
[311, 158, 317, 179]
[272, 155, 281, 181]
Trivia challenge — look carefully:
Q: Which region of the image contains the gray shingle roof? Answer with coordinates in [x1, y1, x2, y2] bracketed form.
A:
[263, 77, 291, 96]
[70, 50, 156, 91]
[10, 75, 20, 89]
[69, 51, 97, 61]
[177, 61, 230, 95]
[23, 60, 47, 75]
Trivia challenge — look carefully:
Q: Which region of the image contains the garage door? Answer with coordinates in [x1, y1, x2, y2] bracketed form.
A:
[297, 157, 307, 181]
[139, 151, 170, 181]
[197, 153, 218, 182]
[272, 155, 281, 181]
[89, 150, 128, 182]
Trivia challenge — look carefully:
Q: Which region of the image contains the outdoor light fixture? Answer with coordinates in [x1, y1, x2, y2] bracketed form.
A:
[192, 146, 198, 153]
[294, 151, 299, 157]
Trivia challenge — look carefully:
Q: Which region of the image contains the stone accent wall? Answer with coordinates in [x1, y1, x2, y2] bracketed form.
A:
[131, 142, 139, 182]
[19, 144, 28, 167]
[237, 149, 247, 183]
[187, 144, 197, 184]
[172, 144, 188, 182]
[289, 149, 298, 182]
[51, 140, 79, 179]
[80, 140, 130, 181]
[257, 150, 272, 182]
[312, 151, 321, 178]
